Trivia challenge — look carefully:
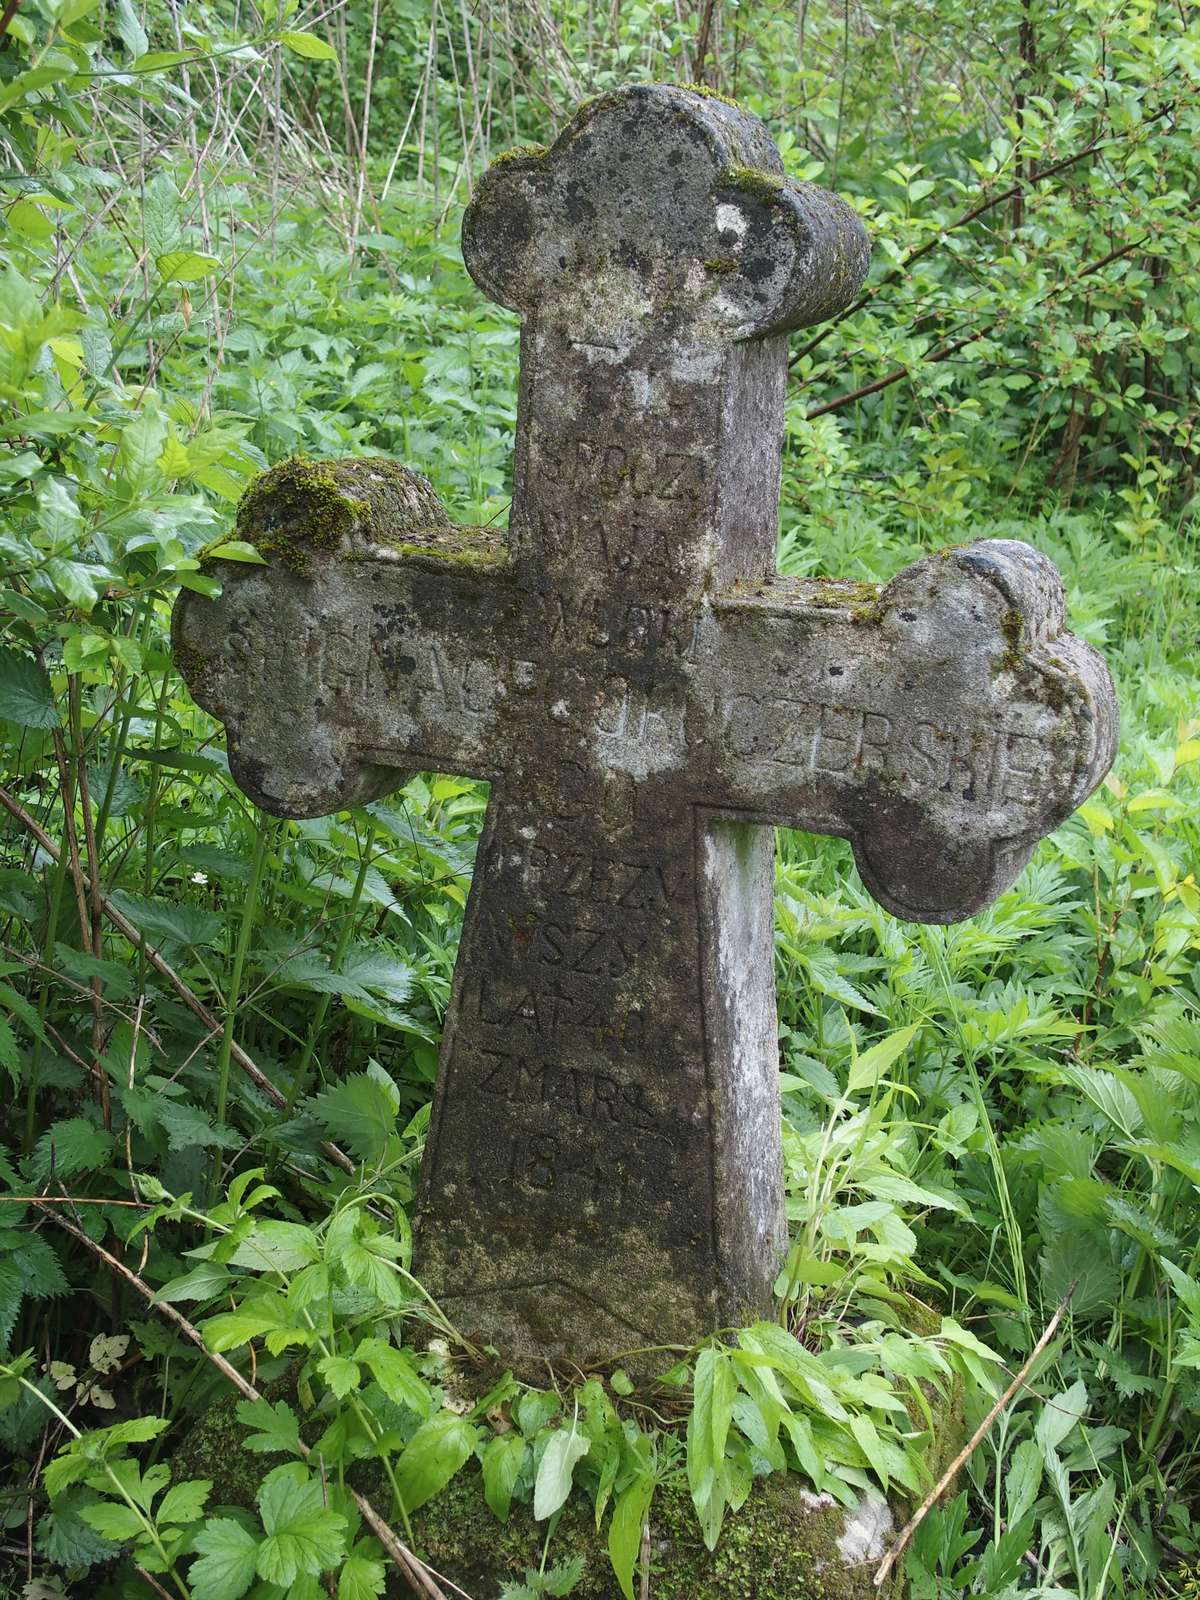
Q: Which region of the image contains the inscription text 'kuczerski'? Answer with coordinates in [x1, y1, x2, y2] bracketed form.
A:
[172, 83, 1118, 1374]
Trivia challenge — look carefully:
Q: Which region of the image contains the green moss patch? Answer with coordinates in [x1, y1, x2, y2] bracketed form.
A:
[203, 455, 506, 578]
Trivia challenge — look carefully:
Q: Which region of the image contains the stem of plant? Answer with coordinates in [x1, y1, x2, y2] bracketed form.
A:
[284, 817, 375, 1113]
[212, 815, 273, 1192]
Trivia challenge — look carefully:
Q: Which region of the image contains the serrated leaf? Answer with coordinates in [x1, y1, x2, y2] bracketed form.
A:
[337, 1553, 387, 1600]
[26, 1118, 113, 1182]
[158, 1478, 211, 1524]
[310, 1074, 397, 1161]
[235, 1398, 303, 1457]
[317, 1355, 360, 1399]
[0, 648, 58, 728]
[254, 1463, 346, 1587]
[353, 1338, 429, 1414]
[80, 1501, 145, 1543]
[393, 1412, 478, 1515]
[108, 889, 221, 947]
[188, 1517, 260, 1600]
[36, 1487, 122, 1570]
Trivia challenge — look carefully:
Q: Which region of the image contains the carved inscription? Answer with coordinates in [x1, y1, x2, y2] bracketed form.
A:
[478, 1047, 657, 1130]
[509, 839, 687, 910]
[537, 435, 708, 502]
[479, 976, 647, 1051]
[718, 692, 1049, 810]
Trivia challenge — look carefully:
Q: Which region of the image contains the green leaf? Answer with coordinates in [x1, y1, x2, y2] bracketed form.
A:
[188, 1517, 260, 1600]
[317, 1356, 361, 1399]
[482, 1431, 525, 1522]
[27, 1118, 113, 1182]
[353, 1338, 430, 1414]
[687, 1347, 735, 1504]
[310, 1074, 397, 1161]
[37, 1487, 122, 1569]
[157, 1478, 211, 1525]
[0, 648, 58, 728]
[255, 1462, 347, 1587]
[80, 1501, 146, 1543]
[234, 1398, 304, 1457]
[608, 1472, 654, 1600]
[533, 1418, 590, 1521]
[279, 29, 338, 59]
[207, 539, 267, 564]
[394, 1412, 478, 1515]
[156, 251, 222, 284]
[154, 1262, 232, 1304]
[1034, 1381, 1088, 1455]
[108, 889, 221, 947]
[846, 1023, 922, 1096]
[338, 1552, 387, 1600]
[1162, 1258, 1200, 1323]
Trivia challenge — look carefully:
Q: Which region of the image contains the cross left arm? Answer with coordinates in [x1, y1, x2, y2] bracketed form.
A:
[694, 538, 1118, 922]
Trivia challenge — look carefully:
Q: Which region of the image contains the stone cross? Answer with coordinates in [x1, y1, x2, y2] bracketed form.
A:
[173, 85, 1118, 1371]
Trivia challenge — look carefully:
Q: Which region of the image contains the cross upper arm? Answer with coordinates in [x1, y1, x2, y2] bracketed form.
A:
[696, 539, 1117, 922]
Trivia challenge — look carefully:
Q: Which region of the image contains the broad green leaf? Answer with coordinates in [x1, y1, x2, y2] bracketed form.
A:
[207, 539, 267, 564]
[534, 1418, 590, 1521]
[108, 889, 221, 948]
[255, 1463, 347, 1587]
[154, 1262, 232, 1304]
[80, 1501, 145, 1542]
[188, 1517, 260, 1600]
[0, 648, 58, 728]
[1034, 1381, 1088, 1455]
[393, 1412, 478, 1515]
[156, 251, 222, 284]
[280, 30, 338, 59]
[608, 1472, 654, 1600]
[687, 1347, 735, 1503]
[481, 1431, 525, 1522]
[301, 1348, 355, 1400]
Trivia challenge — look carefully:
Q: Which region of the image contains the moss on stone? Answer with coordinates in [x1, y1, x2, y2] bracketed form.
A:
[723, 165, 785, 204]
[680, 82, 743, 109]
[201, 455, 505, 579]
[406, 1470, 896, 1600]
[490, 142, 548, 167]
[997, 607, 1025, 673]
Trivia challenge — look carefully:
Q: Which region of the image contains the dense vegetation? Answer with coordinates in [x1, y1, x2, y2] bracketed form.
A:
[0, 0, 1197, 1596]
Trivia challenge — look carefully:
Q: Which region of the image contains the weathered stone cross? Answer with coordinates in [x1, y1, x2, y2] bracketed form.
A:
[174, 85, 1118, 1370]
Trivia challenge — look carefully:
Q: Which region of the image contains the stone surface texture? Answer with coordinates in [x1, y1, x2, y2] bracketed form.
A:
[173, 84, 1119, 1373]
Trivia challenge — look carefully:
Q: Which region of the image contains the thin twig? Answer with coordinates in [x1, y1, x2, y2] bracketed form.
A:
[873, 1283, 1077, 1587]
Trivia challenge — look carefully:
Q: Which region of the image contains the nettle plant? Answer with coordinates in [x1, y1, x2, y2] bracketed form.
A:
[1, 1032, 1004, 1600]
